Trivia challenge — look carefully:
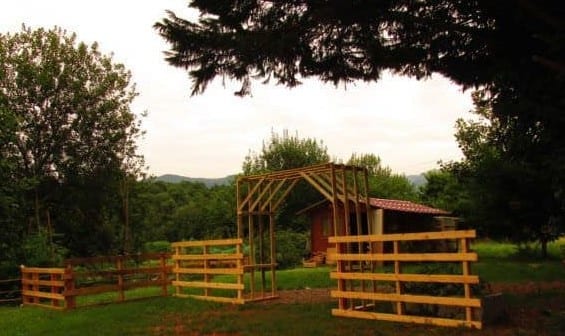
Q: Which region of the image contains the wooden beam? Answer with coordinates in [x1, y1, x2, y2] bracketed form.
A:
[332, 309, 482, 329]
[299, 172, 333, 201]
[271, 179, 300, 212]
[237, 178, 266, 211]
[330, 272, 480, 284]
[333, 252, 478, 262]
[329, 230, 476, 243]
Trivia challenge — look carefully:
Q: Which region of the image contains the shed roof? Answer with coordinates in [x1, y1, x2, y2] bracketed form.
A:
[369, 198, 450, 215]
[297, 198, 450, 216]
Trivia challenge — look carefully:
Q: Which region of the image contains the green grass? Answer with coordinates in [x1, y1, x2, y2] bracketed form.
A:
[473, 238, 565, 260]
[2, 240, 564, 335]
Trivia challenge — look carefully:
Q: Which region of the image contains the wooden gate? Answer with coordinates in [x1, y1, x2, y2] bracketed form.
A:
[329, 230, 482, 329]
[171, 239, 245, 304]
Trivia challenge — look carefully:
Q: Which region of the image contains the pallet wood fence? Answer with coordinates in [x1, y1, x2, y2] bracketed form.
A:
[329, 230, 482, 329]
[0, 277, 22, 305]
[20, 253, 171, 310]
[21, 267, 67, 309]
[171, 239, 245, 304]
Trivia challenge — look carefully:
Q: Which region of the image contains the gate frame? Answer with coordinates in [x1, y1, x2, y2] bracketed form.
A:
[236, 163, 371, 302]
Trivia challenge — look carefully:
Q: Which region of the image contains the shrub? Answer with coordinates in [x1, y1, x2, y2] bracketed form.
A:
[275, 230, 309, 269]
[143, 241, 171, 253]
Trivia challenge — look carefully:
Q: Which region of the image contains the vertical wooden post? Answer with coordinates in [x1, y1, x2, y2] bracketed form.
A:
[20, 265, 28, 305]
[269, 211, 276, 298]
[32, 269, 39, 304]
[393, 240, 403, 315]
[160, 253, 168, 297]
[175, 246, 181, 297]
[248, 181, 255, 300]
[330, 164, 346, 310]
[203, 244, 209, 297]
[64, 264, 76, 310]
[258, 213, 265, 298]
[461, 237, 472, 323]
[236, 179, 244, 301]
[51, 273, 59, 308]
[117, 256, 124, 302]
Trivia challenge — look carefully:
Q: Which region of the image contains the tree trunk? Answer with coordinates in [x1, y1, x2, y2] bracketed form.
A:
[540, 238, 548, 259]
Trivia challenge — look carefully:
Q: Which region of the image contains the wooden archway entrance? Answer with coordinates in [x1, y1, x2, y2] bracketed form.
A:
[236, 163, 372, 302]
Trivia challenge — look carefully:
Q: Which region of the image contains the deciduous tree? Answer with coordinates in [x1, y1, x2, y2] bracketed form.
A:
[0, 26, 144, 259]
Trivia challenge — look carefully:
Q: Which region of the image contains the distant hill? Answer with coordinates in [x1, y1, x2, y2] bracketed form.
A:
[156, 174, 235, 187]
[406, 174, 426, 187]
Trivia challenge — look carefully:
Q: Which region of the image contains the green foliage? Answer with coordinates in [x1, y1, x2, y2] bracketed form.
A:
[0, 26, 144, 262]
[347, 153, 418, 200]
[444, 92, 564, 257]
[243, 130, 330, 232]
[143, 241, 171, 253]
[22, 229, 67, 267]
[419, 169, 466, 212]
[275, 230, 309, 269]
[243, 130, 330, 175]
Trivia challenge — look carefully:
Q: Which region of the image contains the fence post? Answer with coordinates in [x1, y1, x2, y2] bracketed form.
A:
[117, 256, 125, 302]
[51, 272, 59, 308]
[20, 265, 27, 305]
[63, 263, 76, 309]
[64, 264, 76, 309]
[160, 253, 168, 297]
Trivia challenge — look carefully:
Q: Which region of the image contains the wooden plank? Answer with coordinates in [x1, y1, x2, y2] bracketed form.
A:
[243, 295, 279, 303]
[330, 290, 481, 307]
[171, 238, 242, 248]
[22, 290, 64, 301]
[24, 302, 66, 310]
[176, 293, 245, 304]
[172, 253, 244, 261]
[174, 267, 243, 275]
[329, 230, 476, 243]
[299, 172, 333, 201]
[0, 278, 20, 284]
[66, 284, 120, 296]
[333, 252, 478, 262]
[76, 266, 173, 278]
[332, 309, 482, 329]
[21, 279, 65, 287]
[21, 267, 65, 274]
[172, 280, 244, 290]
[330, 272, 480, 284]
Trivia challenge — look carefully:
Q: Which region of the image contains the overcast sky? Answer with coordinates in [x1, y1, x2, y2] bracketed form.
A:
[1, 0, 475, 178]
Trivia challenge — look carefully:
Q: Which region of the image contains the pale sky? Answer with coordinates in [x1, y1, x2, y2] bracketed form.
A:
[1, 0, 475, 178]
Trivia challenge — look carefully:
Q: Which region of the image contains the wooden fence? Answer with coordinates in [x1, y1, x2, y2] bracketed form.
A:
[20, 253, 171, 309]
[329, 230, 482, 329]
[171, 239, 245, 304]
[0, 277, 22, 305]
[21, 267, 67, 309]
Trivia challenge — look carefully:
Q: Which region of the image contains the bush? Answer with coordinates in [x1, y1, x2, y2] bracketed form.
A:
[143, 241, 171, 253]
[22, 229, 67, 267]
[275, 230, 309, 269]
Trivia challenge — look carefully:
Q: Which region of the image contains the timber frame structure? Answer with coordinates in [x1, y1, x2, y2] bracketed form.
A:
[236, 163, 372, 302]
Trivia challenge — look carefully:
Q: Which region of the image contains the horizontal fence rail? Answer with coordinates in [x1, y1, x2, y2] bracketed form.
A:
[329, 230, 482, 329]
[172, 239, 245, 304]
[0, 277, 22, 305]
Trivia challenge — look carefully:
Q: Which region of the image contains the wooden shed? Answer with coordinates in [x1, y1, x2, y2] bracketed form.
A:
[298, 198, 454, 259]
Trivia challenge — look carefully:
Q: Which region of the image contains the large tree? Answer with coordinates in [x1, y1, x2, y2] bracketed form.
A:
[445, 92, 564, 257]
[346, 153, 417, 201]
[154, 1, 563, 94]
[0, 26, 144, 259]
[243, 130, 330, 231]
